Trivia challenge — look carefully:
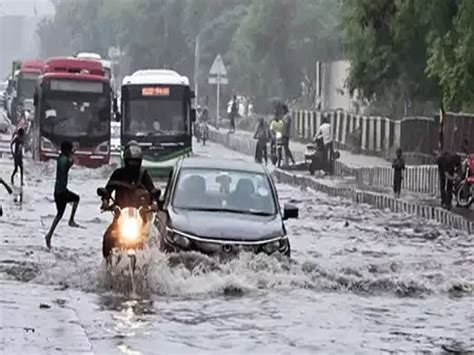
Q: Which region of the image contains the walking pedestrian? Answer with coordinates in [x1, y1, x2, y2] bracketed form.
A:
[44, 141, 80, 249]
[10, 128, 24, 186]
[315, 116, 333, 174]
[282, 105, 295, 166]
[228, 95, 238, 133]
[253, 117, 270, 164]
[392, 148, 405, 198]
[436, 151, 462, 210]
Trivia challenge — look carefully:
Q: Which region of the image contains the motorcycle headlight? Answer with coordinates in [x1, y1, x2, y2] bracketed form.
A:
[121, 217, 140, 243]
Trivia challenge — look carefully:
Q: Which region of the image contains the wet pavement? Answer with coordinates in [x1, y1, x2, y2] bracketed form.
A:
[0, 140, 473, 354]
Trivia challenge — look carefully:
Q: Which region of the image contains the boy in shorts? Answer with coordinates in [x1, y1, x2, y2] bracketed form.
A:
[45, 141, 80, 249]
[10, 127, 25, 186]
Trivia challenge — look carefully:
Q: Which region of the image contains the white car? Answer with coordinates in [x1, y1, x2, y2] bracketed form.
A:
[110, 121, 121, 152]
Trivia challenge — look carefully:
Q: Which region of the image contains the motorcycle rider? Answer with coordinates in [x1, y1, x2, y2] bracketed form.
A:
[269, 112, 284, 166]
[100, 141, 160, 258]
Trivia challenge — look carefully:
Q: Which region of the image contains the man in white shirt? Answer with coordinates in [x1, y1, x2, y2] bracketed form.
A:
[315, 116, 334, 174]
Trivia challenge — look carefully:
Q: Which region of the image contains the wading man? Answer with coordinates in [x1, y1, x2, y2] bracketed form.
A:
[45, 141, 80, 248]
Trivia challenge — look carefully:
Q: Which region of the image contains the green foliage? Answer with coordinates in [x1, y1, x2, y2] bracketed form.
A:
[37, 0, 343, 103]
[343, 0, 474, 113]
[426, 0, 474, 111]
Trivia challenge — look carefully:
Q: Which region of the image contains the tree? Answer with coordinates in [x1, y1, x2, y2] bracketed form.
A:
[426, 0, 474, 111]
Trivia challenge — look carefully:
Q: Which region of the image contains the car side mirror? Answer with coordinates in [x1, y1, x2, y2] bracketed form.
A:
[283, 204, 298, 220]
[97, 187, 109, 198]
[190, 108, 196, 123]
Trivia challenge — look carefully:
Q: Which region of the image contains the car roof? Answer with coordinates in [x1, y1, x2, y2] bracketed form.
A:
[179, 157, 267, 174]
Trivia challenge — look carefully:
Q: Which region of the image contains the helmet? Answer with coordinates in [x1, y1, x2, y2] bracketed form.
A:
[123, 141, 143, 166]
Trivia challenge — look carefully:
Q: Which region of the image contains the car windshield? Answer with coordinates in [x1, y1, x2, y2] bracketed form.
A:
[124, 99, 186, 136]
[173, 168, 276, 216]
[41, 93, 110, 138]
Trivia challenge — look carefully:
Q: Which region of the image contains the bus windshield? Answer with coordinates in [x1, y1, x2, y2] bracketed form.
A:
[41, 91, 110, 138]
[18, 72, 40, 99]
[124, 99, 187, 136]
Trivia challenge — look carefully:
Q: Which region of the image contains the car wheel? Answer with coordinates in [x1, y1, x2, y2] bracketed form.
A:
[285, 243, 291, 258]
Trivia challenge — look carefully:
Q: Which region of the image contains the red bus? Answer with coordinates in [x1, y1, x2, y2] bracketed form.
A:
[10, 60, 44, 123]
[32, 57, 112, 167]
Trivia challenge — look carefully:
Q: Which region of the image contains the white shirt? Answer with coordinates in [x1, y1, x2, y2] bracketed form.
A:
[316, 123, 332, 144]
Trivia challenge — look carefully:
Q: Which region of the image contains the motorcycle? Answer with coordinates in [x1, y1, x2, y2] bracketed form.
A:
[456, 156, 474, 208]
[304, 138, 340, 175]
[200, 121, 209, 146]
[271, 131, 284, 167]
[97, 187, 160, 270]
[304, 137, 325, 175]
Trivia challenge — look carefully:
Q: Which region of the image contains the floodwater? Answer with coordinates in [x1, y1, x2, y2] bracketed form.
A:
[0, 141, 473, 354]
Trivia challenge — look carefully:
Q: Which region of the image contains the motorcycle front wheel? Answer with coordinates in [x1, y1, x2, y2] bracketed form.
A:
[456, 181, 473, 208]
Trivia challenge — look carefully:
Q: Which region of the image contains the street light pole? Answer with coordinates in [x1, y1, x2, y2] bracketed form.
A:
[194, 33, 200, 105]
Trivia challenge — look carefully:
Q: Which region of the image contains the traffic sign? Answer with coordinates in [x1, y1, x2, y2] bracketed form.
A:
[208, 76, 228, 85]
[209, 54, 227, 76]
[108, 46, 121, 58]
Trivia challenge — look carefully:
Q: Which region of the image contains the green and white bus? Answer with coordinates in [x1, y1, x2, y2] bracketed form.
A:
[120, 70, 195, 177]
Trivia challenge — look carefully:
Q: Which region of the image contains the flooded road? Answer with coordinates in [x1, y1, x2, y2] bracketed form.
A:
[1, 141, 473, 354]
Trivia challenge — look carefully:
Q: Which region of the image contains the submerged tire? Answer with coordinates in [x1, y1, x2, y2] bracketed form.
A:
[457, 182, 473, 208]
[102, 233, 116, 259]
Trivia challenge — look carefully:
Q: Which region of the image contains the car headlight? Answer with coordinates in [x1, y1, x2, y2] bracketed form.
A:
[41, 137, 58, 153]
[94, 141, 109, 155]
[166, 227, 191, 249]
[174, 235, 190, 248]
[262, 240, 281, 254]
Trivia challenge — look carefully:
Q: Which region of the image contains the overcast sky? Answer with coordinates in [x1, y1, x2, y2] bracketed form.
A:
[0, 0, 54, 17]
